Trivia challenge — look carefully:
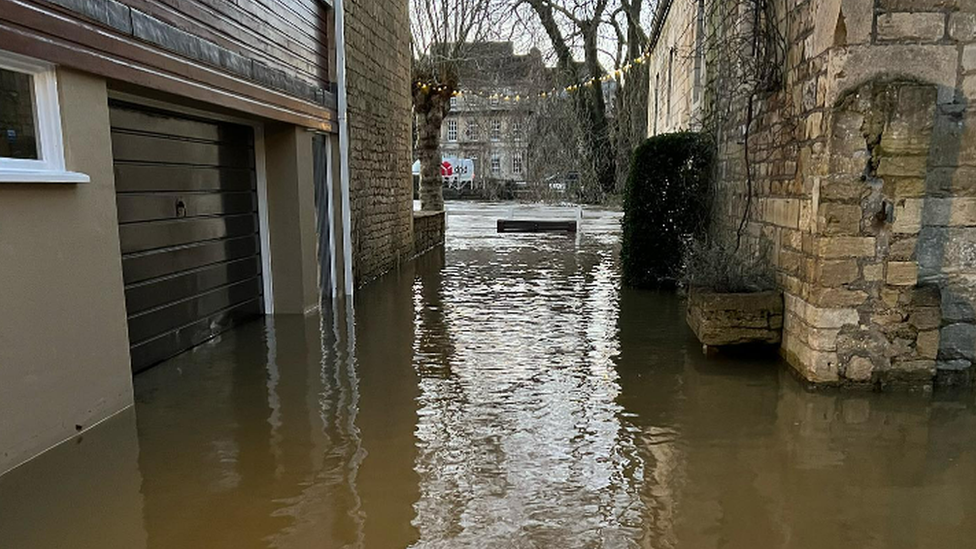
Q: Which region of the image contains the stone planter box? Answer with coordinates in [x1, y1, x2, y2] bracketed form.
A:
[686, 288, 784, 347]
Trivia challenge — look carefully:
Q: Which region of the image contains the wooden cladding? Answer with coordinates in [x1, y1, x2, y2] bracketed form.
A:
[0, 0, 336, 130]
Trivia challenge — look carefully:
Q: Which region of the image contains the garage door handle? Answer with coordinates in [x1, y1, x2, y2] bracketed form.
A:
[176, 199, 187, 218]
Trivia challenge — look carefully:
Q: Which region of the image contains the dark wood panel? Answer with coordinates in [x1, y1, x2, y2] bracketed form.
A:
[114, 164, 255, 192]
[110, 132, 255, 168]
[122, 235, 261, 283]
[125, 256, 262, 314]
[129, 298, 262, 372]
[109, 105, 254, 145]
[119, 214, 259, 254]
[127, 277, 262, 343]
[117, 192, 256, 223]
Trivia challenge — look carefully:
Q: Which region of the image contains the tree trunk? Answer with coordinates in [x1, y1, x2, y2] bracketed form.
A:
[415, 90, 448, 212]
[614, 0, 649, 193]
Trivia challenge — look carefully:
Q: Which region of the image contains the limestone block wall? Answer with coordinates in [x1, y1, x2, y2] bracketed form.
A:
[647, 0, 703, 136]
[344, 0, 416, 284]
[412, 211, 446, 258]
[778, 0, 976, 386]
[649, 0, 976, 385]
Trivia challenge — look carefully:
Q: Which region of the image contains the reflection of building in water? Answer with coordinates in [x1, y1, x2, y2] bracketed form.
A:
[409, 228, 647, 547]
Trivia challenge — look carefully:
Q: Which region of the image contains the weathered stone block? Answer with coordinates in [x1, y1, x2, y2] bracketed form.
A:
[863, 263, 885, 281]
[937, 359, 972, 371]
[821, 178, 870, 201]
[910, 307, 943, 329]
[784, 334, 841, 383]
[891, 359, 938, 378]
[787, 294, 861, 328]
[686, 289, 784, 346]
[890, 237, 918, 260]
[845, 356, 875, 382]
[940, 322, 976, 360]
[819, 260, 860, 286]
[810, 287, 870, 307]
[887, 261, 919, 285]
[880, 87, 937, 156]
[878, 156, 928, 178]
[820, 203, 862, 234]
[964, 45, 976, 72]
[893, 199, 923, 234]
[916, 329, 941, 358]
[819, 236, 876, 258]
[917, 227, 976, 272]
[942, 290, 976, 321]
[894, 178, 927, 198]
[877, 13, 946, 42]
[950, 13, 976, 42]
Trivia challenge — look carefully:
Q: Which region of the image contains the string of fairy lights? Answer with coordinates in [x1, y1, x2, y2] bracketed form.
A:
[412, 49, 656, 102]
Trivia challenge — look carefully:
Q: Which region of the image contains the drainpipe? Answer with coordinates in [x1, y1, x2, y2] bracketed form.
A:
[333, 0, 355, 297]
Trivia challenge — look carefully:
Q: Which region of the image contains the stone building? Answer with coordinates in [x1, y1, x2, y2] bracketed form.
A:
[648, 0, 976, 387]
[0, 0, 430, 475]
[439, 43, 546, 189]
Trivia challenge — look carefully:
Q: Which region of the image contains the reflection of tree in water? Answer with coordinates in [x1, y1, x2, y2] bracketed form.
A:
[410, 221, 647, 547]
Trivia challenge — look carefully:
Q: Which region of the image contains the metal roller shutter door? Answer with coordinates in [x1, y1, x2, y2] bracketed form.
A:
[110, 102, 264, 372]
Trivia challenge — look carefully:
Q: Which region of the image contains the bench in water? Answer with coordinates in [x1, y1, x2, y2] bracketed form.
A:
[497, 219, 578, 233]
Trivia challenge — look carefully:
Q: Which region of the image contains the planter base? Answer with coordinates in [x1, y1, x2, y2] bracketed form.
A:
[687, 288, 784, 347]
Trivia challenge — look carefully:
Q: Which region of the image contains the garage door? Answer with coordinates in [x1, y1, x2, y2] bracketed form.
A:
[110, 102, 265, 373]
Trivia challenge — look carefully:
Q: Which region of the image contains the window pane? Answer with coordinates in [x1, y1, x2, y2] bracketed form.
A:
[0, 67, 39, 160]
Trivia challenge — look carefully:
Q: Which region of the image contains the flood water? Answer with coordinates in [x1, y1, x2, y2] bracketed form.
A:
[3, 202, 976, 548]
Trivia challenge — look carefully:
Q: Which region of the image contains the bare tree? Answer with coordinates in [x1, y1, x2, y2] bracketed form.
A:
[515, 0, 651, 201]
[411, 0, 504, 211]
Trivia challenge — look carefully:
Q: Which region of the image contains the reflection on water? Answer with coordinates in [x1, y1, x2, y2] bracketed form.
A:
[2, 202, 976, 548]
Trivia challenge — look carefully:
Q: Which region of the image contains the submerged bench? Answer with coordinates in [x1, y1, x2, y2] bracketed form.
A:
[497, 219, 578, 233]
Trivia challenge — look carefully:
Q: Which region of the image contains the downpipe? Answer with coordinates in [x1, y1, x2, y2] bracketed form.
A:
[334, 0, 355, 297]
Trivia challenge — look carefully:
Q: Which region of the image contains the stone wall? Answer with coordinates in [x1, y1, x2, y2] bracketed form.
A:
[413, 211, 446, 258]
[647, 0, 703, 136]
[650, 0, 976, 386]
[344, 0, 416, 284]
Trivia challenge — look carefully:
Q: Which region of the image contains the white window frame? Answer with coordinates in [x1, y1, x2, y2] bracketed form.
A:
[0, 50, 88, 183]
[512, 120, 523, 142]
[490, 153, 501, 175]
[446, 119, 458, 142]
[465, 121, 480, 141]
[512, 151, 524, 176]
[490, 119, 502, 141]
[449, 96, 458, 109]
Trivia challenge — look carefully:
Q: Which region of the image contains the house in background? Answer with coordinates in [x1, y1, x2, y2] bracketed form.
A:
[437, 42, 546, 196]
[0, 0, 428, 476]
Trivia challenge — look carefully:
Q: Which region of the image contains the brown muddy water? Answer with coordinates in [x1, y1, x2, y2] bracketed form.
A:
[3, 202, 976, 549]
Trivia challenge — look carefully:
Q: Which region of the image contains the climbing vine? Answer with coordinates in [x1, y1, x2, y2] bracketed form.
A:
[698, 0, 793, 252]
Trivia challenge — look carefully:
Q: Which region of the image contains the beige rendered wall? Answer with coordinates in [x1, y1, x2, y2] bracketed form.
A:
[264, 123, 321, 315]
[0, 68, 134, 475]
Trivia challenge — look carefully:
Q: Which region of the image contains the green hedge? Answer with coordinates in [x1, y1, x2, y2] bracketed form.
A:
[622, 132, 713, 288]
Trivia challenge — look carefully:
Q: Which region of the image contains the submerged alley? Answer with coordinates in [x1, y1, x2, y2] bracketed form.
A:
[2, 204, 976, 548]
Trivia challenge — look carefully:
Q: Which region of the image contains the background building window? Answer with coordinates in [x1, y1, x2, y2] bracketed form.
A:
[450, 96, 458, 109]
[490, 120, 502, 141]
[0, 50, 86, 183]
[490, 96, 500, 107]
[447, 119, 458, 142]
[512, 151, 524, 176]
[512, 121, 523, 142]
[465, 121, 480, 141]
[490, 154, 501, 175]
